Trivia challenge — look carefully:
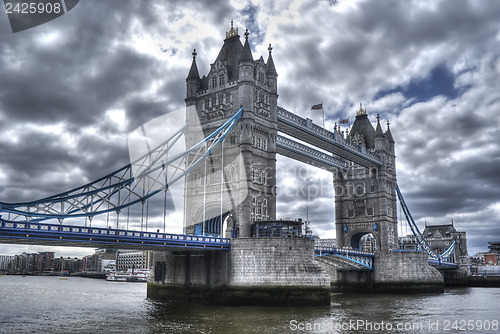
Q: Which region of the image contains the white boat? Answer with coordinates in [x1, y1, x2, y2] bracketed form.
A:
[106, 268, 150, 282]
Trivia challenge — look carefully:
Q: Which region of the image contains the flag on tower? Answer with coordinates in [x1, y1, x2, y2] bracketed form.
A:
[339, 118, 349, 124]
[311, 103, 323, 110]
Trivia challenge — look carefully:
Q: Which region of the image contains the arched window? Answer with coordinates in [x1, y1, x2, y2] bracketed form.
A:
[219, 74, 225, 87]
[258, 70, 265, 83]
[211, 75, 217, 88]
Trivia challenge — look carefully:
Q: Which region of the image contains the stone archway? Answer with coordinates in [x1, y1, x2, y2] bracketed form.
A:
[349, 231, 377, 252]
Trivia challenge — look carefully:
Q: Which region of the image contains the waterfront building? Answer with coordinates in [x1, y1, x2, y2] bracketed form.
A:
[82, 254, 99, 272]
[314, 238, 337, 248]
[422, 223, 468, 262]
[36, 252, 54, 272]
[83, 249, 117, 272]
[488, 241, 500, 254]
[12, 252, 38, 274]
[116, 250, 152, 271]
[53, 257, 83, 273]
[0, 255, 14, 271]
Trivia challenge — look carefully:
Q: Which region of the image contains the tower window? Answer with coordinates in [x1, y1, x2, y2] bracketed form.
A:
[258, 71, 265, 83]
[219, 74, 225, 86]
[211, 76, 217, 88]
[356, 206, 365, 216]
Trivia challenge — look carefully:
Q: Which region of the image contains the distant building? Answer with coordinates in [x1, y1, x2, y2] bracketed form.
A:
[422, 223, 468, 261]
[314, 238, 336, 248]
[422, 222, 469, 274]
[83, 249, 117, 272]
[488, 241, 500, 254]
[82, 254, 99, 272]
[11, 253, 38, 274]
[36, 252, 54, 272]
[54, 257, 83, 273]
[116, 250, 152, 270]
[473, 252, 499, 265]
[0, 255, 14, 271]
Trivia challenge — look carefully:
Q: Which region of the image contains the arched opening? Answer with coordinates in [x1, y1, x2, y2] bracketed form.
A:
[350, 232, 377, 252]
[191, 205, 233, 237]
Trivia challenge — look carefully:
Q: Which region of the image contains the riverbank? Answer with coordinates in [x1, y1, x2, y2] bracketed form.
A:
[70, 272, 106, 279]
[469, 275, 500, 287]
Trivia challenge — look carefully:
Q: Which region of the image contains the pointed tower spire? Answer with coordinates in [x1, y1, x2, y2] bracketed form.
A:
[375, 113, 384, 137]
[385, 120, 395, 143]
[187, 49, 200, 80]
[186, 49, 200, 101]
[266, 43, 277, 77]
[240, 28, 253, 62]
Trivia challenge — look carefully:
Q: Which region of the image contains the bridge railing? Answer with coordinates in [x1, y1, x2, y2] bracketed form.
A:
[428, 259, 458, 268]
[276, 136, 348, 170]
[314, 246, 375, 257]
[277, 106, 382, 164]
[0, 217, 230, 249]
[314, 246, 374, 269]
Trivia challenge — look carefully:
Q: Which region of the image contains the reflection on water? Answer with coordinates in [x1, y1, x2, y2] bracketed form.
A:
[0, 275, 498, 334]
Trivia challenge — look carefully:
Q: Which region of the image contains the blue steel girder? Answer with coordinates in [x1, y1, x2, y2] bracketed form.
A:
[315, 246, 374, 269]
[0, 107, 243, 222]
[0, 217, 230, 251]
[276, 135, 348, 172]
[277, 107, 382, 168]
[428, 259, 458, 269]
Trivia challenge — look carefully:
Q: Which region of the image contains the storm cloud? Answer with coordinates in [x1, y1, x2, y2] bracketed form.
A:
[1, 0, 499, 257]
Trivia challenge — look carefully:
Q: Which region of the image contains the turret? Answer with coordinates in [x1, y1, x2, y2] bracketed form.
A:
[266, 44, 278, 94]
[186, 49, 200, 105]
[238, 28, 255, 110]
[385, 120, 395, 153]
[374, 114, 385, 151]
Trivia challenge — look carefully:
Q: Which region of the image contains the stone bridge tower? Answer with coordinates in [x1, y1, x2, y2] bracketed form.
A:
[184, 22, 278, 238]
[334, 105, 398, 253]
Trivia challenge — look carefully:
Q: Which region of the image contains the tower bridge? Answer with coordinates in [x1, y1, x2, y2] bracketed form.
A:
[0, 22, 469, 305]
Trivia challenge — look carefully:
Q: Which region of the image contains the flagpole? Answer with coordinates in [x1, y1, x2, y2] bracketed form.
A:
[322, 101, 325, 128]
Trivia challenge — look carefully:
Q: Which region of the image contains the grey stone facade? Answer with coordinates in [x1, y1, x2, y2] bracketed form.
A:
[374, 251, 444, 291]
[335, 106, 398, 252]
[184, 22, 278, 238]
[229, 238, 330, 287]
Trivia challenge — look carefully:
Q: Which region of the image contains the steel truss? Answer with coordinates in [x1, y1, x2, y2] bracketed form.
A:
[0, 107, 243, 222]
[315, 246, 374, 269]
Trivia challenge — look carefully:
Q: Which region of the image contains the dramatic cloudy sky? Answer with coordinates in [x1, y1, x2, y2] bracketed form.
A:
[1, 0, 499, 257]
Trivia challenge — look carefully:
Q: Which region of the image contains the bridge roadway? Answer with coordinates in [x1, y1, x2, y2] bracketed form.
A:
[276, 107, 383, 168]
[0, 218, 229, 251]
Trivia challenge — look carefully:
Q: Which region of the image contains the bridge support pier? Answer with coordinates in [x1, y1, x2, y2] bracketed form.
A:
[316, 251, 444, 292]
[148, 238, 331, 305]
[373, 252, 444, 292]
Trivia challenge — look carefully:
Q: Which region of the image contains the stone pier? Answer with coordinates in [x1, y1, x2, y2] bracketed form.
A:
[148, 238, 331, 306]
[316, 251, 444, 293]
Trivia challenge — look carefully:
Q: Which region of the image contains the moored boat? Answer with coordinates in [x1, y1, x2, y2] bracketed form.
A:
[106, 268, 149, 282]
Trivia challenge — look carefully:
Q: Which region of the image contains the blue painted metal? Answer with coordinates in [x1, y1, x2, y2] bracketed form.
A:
[428, 258, 458, 268]
[0, 217, 230, 250]
[315, 246, 374, 269]
[396, 184, 458, 263]
[0, 107, 243, 222]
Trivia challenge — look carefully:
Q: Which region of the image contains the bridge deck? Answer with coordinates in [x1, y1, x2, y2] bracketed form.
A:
[277, 107, 382, 168]
[0, 219, 230, 251]
[276, 135, 348, 172]
[314, 246, 374, 269]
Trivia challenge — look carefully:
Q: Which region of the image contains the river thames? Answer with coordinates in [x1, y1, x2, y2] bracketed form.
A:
[0, 275, 498, 333]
